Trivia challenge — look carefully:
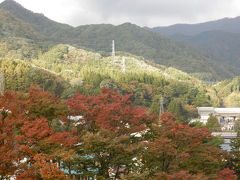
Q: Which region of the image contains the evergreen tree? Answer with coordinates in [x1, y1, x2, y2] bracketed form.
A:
[228, 130, 240, 177]
[234, 119, 240, 131]
[195, 89, 211, 107]
[206, 114, 221, 132]
[167, 98, 187, 124]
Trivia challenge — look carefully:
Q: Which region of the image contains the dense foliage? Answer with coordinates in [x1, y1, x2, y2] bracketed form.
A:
[151, 16, 240, 77]
[2, 1, 240, 178]
[0, 41, 215, 121]
[0, 58, 73, 98]
[0, 88, 237, 179]
[206, 114, 222, 132]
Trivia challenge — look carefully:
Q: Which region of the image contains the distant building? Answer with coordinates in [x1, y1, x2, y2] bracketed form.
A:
[194, 108, 240, 151]
[195, 107, 240, 131]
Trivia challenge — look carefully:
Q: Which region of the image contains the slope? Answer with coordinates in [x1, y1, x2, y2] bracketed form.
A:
[0, 58, 73, 98]
[0, 8, 39, 40]
[170, 31, 240, 68]
[0, 0, 74, 42]
[30, 43, 213, 118]
[0, 0, 238, 81]
[151, 16, 240, 36]
[70, 23, 237, 81]
[213, 77, 240, 107]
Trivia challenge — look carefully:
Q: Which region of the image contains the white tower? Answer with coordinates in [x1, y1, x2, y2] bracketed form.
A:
[159, 97, 164, 122]
[122, 57, 126, 73]
[112, 40, 115, 57]
[0, 72, 4, 95]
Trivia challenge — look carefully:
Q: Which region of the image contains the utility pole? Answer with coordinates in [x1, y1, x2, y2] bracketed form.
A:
[95, 53, 100, 68]
[159, 97, 164, 124]
[122, 56, 126, 73]
[112, 40, 115, 57]
[0, 72, 4, 95]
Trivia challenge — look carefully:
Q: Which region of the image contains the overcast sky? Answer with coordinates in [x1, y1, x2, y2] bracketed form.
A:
[1, 0, 240, 27]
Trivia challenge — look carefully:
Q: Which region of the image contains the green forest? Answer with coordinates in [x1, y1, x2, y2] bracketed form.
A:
[0, 41, 216, 123]
[0, 0, 240, 81]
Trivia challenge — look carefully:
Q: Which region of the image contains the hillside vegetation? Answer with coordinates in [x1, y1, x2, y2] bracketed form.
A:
[150, 16, 240, 76]
[151, 16, 240, 36]
[0, 41, 215, 122]
[0, 0, 239, 81]
[212, 77, 240, 107]
[2, 0, 240, 112]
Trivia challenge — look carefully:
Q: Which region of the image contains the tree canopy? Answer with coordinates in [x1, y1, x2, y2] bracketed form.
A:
[0, 88, 236, 179]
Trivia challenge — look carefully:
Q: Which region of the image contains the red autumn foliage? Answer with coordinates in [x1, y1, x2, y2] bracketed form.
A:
[48, 131, 77, 147]
[21, 118, 53, 140]
[217, 168, 238, 180]
[145, 112, 226, 176]
[26, 86, 68, 121]
[68, 88, 155, 134]
[0, 87, 237, 179]
[0, 91, 26, 176]
[0, 87, 72, 179]
[33, 154, 66, 179]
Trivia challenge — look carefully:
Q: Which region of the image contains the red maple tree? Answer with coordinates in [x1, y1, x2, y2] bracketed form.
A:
[0, 87, 76, 179]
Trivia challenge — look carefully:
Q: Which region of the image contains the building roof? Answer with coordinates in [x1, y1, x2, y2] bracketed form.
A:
[198, 107, 214, 111]
[215, 108, 240, 114]
[198, 107, 240, 114]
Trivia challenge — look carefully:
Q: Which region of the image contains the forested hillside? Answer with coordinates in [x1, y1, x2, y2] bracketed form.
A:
[0, 0, 217, 121]
[0, 0, 73, 41]
[150, 17, 240, 74]
[0, 8, 39, 40]
[212, 77, 240, 107]
[0, 41, 215, 122]
[1, 0, 240, 112]
[151, 16, 240, 36]
[0, 0, 238, 81]
[0, 58, 73, 98]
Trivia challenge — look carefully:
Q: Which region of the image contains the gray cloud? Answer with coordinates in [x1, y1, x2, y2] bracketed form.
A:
[62, 0, 240, 27]
[1, 0, 240, 27]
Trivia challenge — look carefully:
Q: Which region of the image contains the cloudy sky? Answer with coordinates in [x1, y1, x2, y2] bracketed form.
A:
[1, 0, 240, 27]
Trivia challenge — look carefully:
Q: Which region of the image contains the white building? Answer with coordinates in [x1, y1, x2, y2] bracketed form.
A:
[196, 107, 240, 131]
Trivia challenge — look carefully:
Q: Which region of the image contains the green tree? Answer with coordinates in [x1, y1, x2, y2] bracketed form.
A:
[195, 91, 211, 107]
[228, 130, 240, 177]
[206, 114, 221, 132]
[234, 119, 240, 131]
[167, 98, 187, 124]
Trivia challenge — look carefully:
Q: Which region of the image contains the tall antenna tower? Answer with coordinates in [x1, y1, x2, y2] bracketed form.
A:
[122, 57, 126, 73]
[0, 72, 4, 95]
[159, 97, 164, 123]
[112, 40, 115, 57]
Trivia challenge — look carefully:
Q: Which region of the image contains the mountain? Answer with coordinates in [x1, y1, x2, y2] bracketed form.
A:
[0, 0, 239, 81]
[0, 40, 214, 115]
[213, 76, 240, 107]
[149, 17, 240, 72]
[151, 16, 240, 36]
[71, 23, 238, 81]
[171, 31, 240, 67]
[0, 7, 39, 40]
[0, 0, 74, 42]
